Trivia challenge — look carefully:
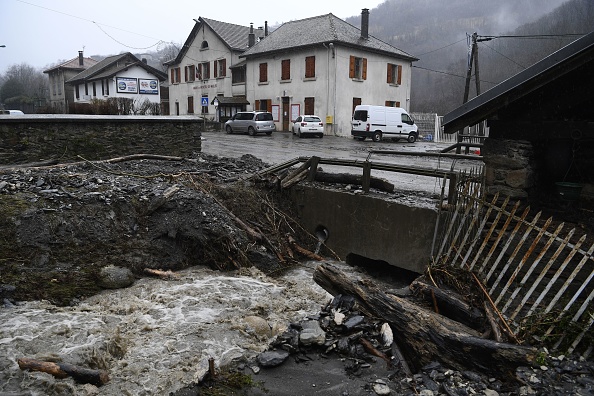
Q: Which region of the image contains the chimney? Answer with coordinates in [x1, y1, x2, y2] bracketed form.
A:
[265, 21, 268, 36]
[361, 8, 369, 40]
[78, 51, 84, 66]
[248, 23, 255, 47]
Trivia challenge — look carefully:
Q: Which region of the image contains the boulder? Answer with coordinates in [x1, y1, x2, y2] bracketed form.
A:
[97, 265, 135, 289]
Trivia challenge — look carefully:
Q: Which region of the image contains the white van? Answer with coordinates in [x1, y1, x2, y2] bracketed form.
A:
[351, 105, 418, 143]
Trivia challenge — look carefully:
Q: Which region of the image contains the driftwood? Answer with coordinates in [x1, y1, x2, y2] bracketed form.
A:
[313, 263, 537, 375]
[280, 158, 313, 189]
[17, 357, 109, 386]
[410, 279, 485, 331]
[314, 171, 395, 193]
[144, 268, 179, 280]
[287, 235, 324, 261]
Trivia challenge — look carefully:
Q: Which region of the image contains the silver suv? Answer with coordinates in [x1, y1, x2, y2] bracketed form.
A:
[225, 111, 275, 136]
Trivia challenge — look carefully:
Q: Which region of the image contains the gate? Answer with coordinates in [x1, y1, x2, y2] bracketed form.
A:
[434, 168, 593, 357]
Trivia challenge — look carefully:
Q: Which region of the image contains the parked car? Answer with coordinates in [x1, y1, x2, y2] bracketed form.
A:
[225, 111, 275, 136]
[0, 110, 25, 115]
[292, 115, 324, 138]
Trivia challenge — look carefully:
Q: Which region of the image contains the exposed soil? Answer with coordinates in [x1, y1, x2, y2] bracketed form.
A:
[0, 152, 318, 306]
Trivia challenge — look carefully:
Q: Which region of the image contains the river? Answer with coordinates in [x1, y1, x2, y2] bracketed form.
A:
[0, 262, 336, 395]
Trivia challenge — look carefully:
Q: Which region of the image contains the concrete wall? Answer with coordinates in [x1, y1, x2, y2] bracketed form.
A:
[290, 185, 440, 274]
[0, 115, 205, 164]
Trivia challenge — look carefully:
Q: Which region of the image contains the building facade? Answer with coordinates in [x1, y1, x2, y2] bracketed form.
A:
[165, 18, 266, 120]
[167, 10, 417, 136]
[66, 52, 167, 114]
[43, 51, 98, 113]
[241, 10, 418, 136]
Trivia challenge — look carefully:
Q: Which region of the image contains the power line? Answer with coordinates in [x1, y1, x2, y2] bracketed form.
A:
[416, 38, 467, 56]
[478, 33, 585, 40]
[480, 41, 526, 70]
[16, 0, 172, 49]
[412, 65, 498, 85]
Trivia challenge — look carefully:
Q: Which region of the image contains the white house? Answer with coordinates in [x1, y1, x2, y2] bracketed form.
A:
[164, 17, 266, 119]
[66, 52, 167, 113]
[240, 9, 418, 136]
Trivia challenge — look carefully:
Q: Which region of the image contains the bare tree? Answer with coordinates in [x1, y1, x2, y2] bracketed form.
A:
[0, 63, 49, 112]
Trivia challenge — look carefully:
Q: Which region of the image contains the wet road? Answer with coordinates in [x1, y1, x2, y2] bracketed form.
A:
[200, 130, 482, 196]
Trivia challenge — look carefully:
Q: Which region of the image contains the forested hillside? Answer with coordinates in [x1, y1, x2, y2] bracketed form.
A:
[346, 0, 594, 114]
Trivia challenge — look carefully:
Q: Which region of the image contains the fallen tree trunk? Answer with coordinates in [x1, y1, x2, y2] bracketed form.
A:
[17, 358, 109, 386]
[313, 263, 537, 376]
[410, 279, 485, 331]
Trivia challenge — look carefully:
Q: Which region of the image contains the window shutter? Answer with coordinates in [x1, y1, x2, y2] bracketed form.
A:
[214, 62, 218, 78]
[396, 101, 401, 107]
[305, 56, 315, 78]
[197, 64, 202, 80]
[387, 64, 393, 84]
[362, 58, 367, 80]
[385, 101, 390, 107]
[260, 63, 267, 82]
[170, 69, 175, 84]
[176, 68, 181, 83]
[222, 59, 226, 77]
[184, 66, 188, 82]
[349, 56, 355, 78]
[397, 65, 402, 85]
[282, 59, 290, 80]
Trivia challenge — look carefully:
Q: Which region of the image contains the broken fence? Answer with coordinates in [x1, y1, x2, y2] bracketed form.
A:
[434, 169, 593, 357]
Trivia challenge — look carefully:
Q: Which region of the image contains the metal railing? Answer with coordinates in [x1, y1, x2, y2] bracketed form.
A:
[256, 155, 461, 203]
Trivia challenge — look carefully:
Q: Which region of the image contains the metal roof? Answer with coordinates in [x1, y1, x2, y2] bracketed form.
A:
[442, 30, 594, 134]
[241, 13, 417, 61]
[166, 17, 264, 66]
[43, 56, 98, 73]
[66, 53, 167, 83]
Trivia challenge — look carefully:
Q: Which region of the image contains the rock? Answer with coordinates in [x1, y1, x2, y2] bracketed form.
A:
[299, 320, 326, 346]
[243, 316, 272, 339]
[256, 350, 290, 367]
[97, 265, 135, 289]
[342, 315, 364, 330]
[372, 379, 391, 395]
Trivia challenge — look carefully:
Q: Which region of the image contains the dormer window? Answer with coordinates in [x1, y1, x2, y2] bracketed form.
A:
[201, 40, 209, 49]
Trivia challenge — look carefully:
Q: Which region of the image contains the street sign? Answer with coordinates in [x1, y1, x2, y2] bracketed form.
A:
[201, 97, 209, 106]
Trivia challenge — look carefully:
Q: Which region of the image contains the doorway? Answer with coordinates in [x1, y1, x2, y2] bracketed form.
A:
[282, 97, 290, 132]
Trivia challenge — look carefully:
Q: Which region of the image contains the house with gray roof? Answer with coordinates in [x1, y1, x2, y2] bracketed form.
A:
[167, 10, 417, 135]
[164, 17, 266, 118]
[43, 51, 98, 113]
[240, 9, 418, 136]
[66, 52, 167, 114]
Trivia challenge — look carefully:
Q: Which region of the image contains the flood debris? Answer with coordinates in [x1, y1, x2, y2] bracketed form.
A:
[313, 263, 538, 376]
[17, 357, 109, 386]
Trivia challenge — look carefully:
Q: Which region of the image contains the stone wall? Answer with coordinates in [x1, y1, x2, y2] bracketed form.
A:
[0, 115, 212, 164]
[483, 138, 536, 199]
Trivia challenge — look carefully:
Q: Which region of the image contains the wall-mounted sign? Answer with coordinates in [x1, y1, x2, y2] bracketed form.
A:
[139, 79, 159, 94]
[116, 77, 138, 93]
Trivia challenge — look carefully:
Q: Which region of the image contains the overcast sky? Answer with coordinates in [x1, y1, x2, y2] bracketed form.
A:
[0, 0, 384, 74]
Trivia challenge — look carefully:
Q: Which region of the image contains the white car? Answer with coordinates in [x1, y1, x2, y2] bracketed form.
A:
[292, 115, 324, 138]
[0, 110, 25, 115]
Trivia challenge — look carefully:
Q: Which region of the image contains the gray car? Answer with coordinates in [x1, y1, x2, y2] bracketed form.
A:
[225, 111, 275, 136]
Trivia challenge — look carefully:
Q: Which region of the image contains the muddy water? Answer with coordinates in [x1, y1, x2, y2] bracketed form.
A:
[0, 262, 334, 395]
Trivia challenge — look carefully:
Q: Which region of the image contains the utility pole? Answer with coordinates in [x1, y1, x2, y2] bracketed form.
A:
[463, 32, 480, 103]
[462, 32, 488, 138]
